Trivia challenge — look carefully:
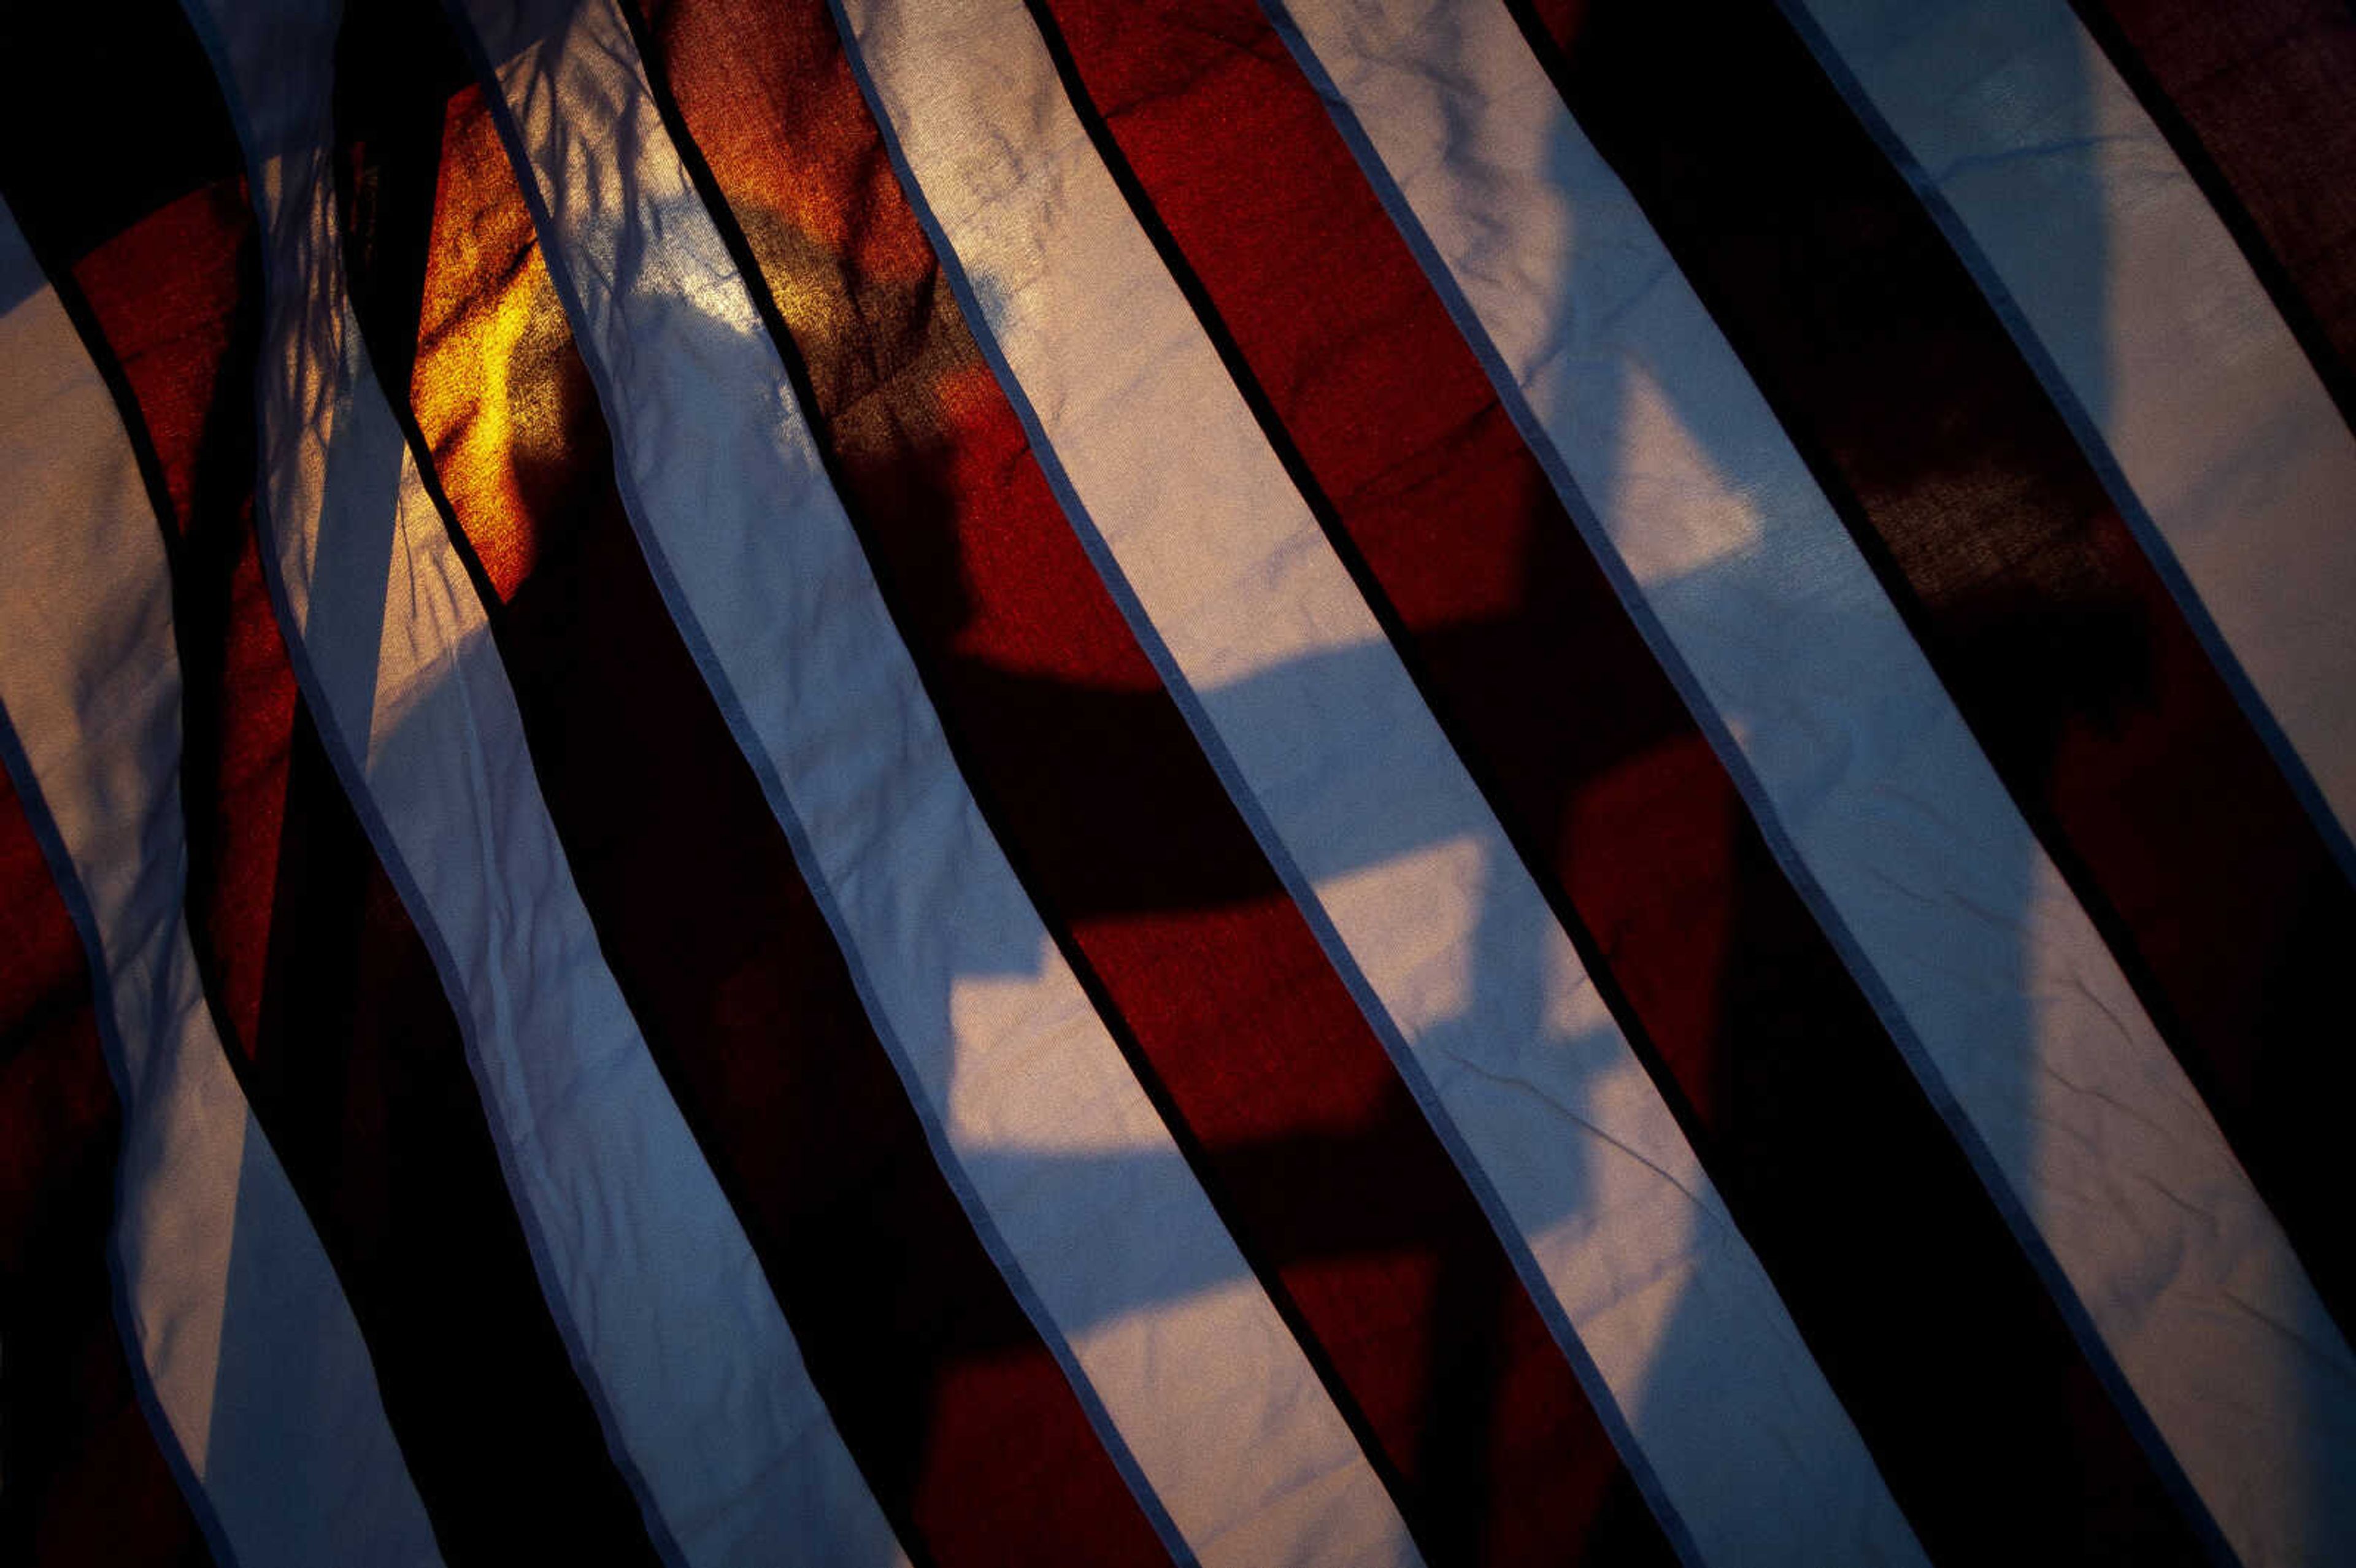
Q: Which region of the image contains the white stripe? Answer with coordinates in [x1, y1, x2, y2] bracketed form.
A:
[1785, 0, 2356, 845]
[0, 199, 442, 1568]
[445, 3, 1416, 1564]
[176, 2, 905, 1562]
[833, 1, 1927, 1563]
[1263, 1, 2356, 1562]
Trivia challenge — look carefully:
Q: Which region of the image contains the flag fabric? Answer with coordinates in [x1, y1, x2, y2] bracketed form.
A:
[1, 0, 2350, 1563]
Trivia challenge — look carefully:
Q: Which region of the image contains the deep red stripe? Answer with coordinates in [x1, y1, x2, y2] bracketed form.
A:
[630, 2, 1682, 1562]
[0, 759, 213, 1568]
[1514, 0, 2356, 1339]
[2071, 0, 2356, 423]
[1021, 1, 2215, 1561]
[70, 186, 294, 1050]
[332, 6, 1177, 1555]
[0, 9, 666, 1562]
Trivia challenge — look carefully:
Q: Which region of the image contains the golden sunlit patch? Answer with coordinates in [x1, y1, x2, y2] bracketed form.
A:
[409, 86, 559, 601]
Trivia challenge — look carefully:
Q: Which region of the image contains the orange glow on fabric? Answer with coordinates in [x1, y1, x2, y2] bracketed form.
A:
[411, 87, 563, 602]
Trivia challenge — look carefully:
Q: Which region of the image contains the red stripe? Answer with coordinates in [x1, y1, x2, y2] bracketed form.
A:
[341, 8, 1176, 1550]
[1515, 0, 2356, 1342]
[1023, 0, 2215, 1561]
[1, 9, 668, 1561]
[0, 757, 213, 1568]
[70, 186, 294, 1053]
[2072, 0, 2356, 422]
[631, 2, 1683, 1561]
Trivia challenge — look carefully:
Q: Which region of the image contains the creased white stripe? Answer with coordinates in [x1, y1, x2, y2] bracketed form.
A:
[1785, 0, 2356, 847]
[834, 1, 1923, 1563]
[1264, 2, 2356, 1563]
[0, 198, 442, 1568]
[445, 2, 1417, 1563]
[176, 2, 903, 1562]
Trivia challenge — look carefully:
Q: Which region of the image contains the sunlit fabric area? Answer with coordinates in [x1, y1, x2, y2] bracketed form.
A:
[1, 0, 2352, 1563]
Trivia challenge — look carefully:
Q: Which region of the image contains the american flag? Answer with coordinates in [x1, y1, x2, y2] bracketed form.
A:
[1, 0, 2350, 1562]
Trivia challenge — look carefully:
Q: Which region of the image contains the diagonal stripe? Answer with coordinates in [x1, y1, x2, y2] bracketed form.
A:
[445, 0, 1423, 1560]
[1260, 1, 2356, 1562]
[2069, 0, 2356, 422]
[631, 0, 1679, 1560]
[0, 10, 669, 1556]
[176, 0, 909, 1559]
[1546, 0, 2356, 1356]
[826, 0, 1937, 1562]
[337, 12, 1176, 1559]
[1023, 0, 2217, 1559]
[0, 749, 215, 1567]
[1780, 0, 2356, 857]
[0, 196, 445, 1568]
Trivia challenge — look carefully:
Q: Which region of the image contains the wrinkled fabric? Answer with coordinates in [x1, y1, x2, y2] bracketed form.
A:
[1, 0, 2351, 1564]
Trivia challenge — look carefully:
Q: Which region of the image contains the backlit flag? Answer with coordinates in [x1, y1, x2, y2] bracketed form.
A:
[2, 0, 2352, 1563]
